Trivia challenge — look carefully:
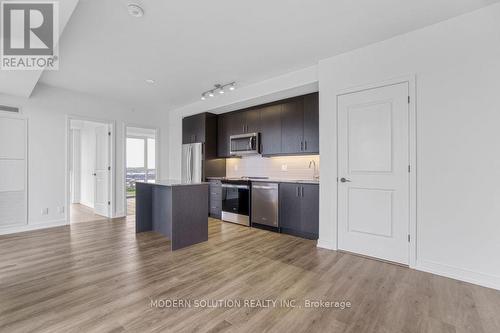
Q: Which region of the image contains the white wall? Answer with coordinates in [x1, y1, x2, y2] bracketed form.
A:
[318, 4, 500, 289]
[0, 84, 169, 234]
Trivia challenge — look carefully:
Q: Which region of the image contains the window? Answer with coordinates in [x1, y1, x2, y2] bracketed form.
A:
[126, 134, 156, 197]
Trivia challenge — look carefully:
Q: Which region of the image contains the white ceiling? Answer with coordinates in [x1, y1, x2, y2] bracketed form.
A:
[39, 0, 499, 109]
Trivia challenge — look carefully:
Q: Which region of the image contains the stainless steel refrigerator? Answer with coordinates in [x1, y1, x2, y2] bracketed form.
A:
[181, 143, 203, 183]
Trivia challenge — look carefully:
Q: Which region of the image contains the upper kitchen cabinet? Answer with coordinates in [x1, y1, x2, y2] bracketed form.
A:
[182, 113, 206, 144]
[216, 108, 261, 158]
[244, 108, 261, 134]
[281, 97, 305, 154]
[303, 93, 319, 154]
[182, 112, 218, 159]
[281, 93, 319, 155]
[260, 104, 282, 156]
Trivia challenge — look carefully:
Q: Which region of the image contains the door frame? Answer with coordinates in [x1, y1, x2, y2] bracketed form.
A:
[65, 115, 116, 222]
[122, 123, 160, 216]
[335, 75, 417, 268]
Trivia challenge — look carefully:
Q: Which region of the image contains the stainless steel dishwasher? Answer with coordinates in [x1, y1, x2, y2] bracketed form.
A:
[251, 182, 279, 227]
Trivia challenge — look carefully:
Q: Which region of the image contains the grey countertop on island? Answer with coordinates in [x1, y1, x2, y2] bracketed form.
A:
[136, 179, 209, 187]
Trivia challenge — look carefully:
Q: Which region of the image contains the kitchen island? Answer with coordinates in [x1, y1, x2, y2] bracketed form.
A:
[135, 180, 209, 250]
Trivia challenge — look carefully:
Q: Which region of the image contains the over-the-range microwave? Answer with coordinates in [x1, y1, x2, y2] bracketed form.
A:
[229, 133, 260, 156]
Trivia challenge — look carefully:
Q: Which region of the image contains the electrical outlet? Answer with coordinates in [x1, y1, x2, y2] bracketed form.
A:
[41, 208, 49, 215]
[234, 165, 238, 171]
[281, 164, 288, 171]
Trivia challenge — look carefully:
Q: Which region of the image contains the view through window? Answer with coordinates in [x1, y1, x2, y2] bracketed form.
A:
[126, 133, 156, 197]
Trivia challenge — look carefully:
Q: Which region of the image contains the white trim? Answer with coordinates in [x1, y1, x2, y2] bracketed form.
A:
[65, 115, 116, 222]
[0, 219, 68, 236]
[416, 260, 500, 291]
[327, 74, 418, 268]
[123, 123, 160, 216]
[317, 239, 336, 250]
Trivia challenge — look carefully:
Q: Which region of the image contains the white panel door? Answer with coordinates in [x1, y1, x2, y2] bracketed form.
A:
[94, 125, 111, 217]
[338, 82, 409, 264]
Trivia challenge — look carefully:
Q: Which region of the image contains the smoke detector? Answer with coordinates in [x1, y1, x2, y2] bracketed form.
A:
[127, 4, 144, 17]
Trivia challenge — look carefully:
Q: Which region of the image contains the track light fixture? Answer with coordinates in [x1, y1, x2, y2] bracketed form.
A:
[201, 82, 236, 100]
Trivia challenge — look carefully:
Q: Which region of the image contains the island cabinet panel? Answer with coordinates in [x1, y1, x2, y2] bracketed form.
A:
[209, 179, 222, 219]
[279, 183, 319, 240]
[260, 104, 282, 156]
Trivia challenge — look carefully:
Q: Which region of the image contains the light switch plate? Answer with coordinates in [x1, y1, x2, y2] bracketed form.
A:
[281, 164, 288, 171]
[41, 208, 49, 215]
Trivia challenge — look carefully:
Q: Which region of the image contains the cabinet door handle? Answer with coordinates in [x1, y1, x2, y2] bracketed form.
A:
[300, 141, 304, 151]
[304, 141, 307, 151]
[296, 186, 300, 197]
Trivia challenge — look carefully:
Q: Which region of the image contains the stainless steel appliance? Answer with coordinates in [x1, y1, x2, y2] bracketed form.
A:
[251, 182, 279, 227]
[229, 133, 259, 156]
[221, 179, 250, 226]
[181, 143, 203, 183]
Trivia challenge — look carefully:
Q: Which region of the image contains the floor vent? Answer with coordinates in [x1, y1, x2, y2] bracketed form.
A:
[0, 105, 20, 113]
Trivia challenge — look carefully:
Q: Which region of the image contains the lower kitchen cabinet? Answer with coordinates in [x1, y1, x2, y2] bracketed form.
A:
[209, 180, 222, 219]
[279, 183, 319, 240]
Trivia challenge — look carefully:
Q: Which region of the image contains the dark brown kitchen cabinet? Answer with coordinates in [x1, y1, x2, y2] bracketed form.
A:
[260, 104, 282, 156]
[279, 183, 319, 240]
[280, 93, 319, 155]
[217, 113, 240, 158]
[281, 98, 305, 154]
[182, 112, 218, 159]
[303, 93, 319, 153]
[244, 108, 261, 134]
[209, 179, 222, 219]
[182, 113, 205, 144]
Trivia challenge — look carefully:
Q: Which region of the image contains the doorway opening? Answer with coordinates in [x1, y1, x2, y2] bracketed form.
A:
[68, 119, 114, 224]
[125, 126, 158, 216]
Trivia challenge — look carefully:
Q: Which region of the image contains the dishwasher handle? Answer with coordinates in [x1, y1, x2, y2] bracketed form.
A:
[252, 185, 278, 190]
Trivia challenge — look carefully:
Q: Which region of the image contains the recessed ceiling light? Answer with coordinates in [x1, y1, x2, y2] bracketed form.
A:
[145, 79, 155, 84]
[128, 4, 144, 18]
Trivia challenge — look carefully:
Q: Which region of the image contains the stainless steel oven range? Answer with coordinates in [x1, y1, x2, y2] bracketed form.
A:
[221, 179, 250, 226]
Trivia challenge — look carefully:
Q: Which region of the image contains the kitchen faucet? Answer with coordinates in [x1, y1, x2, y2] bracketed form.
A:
[309, 160, 319, 180]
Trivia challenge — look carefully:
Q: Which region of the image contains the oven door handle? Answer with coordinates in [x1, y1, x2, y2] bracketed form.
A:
[222, 184, 249, 189]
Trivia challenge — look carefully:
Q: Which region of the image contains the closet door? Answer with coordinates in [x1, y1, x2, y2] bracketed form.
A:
[0, 116, 27, 228]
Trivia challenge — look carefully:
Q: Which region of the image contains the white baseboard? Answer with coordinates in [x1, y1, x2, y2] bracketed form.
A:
[416, 260, 500, 291]
[113, 211, 126, 218]
[317, 239, 337, 250]
[0, 219, 68, 235]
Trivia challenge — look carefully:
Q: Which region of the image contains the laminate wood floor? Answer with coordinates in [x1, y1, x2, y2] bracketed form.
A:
[1, 217, 499, 333]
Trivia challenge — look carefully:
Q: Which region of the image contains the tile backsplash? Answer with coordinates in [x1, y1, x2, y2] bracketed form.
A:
[226, 155, 320, 180]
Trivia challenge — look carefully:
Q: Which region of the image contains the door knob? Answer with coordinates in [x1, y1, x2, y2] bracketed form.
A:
[340, 177, 351, 183]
